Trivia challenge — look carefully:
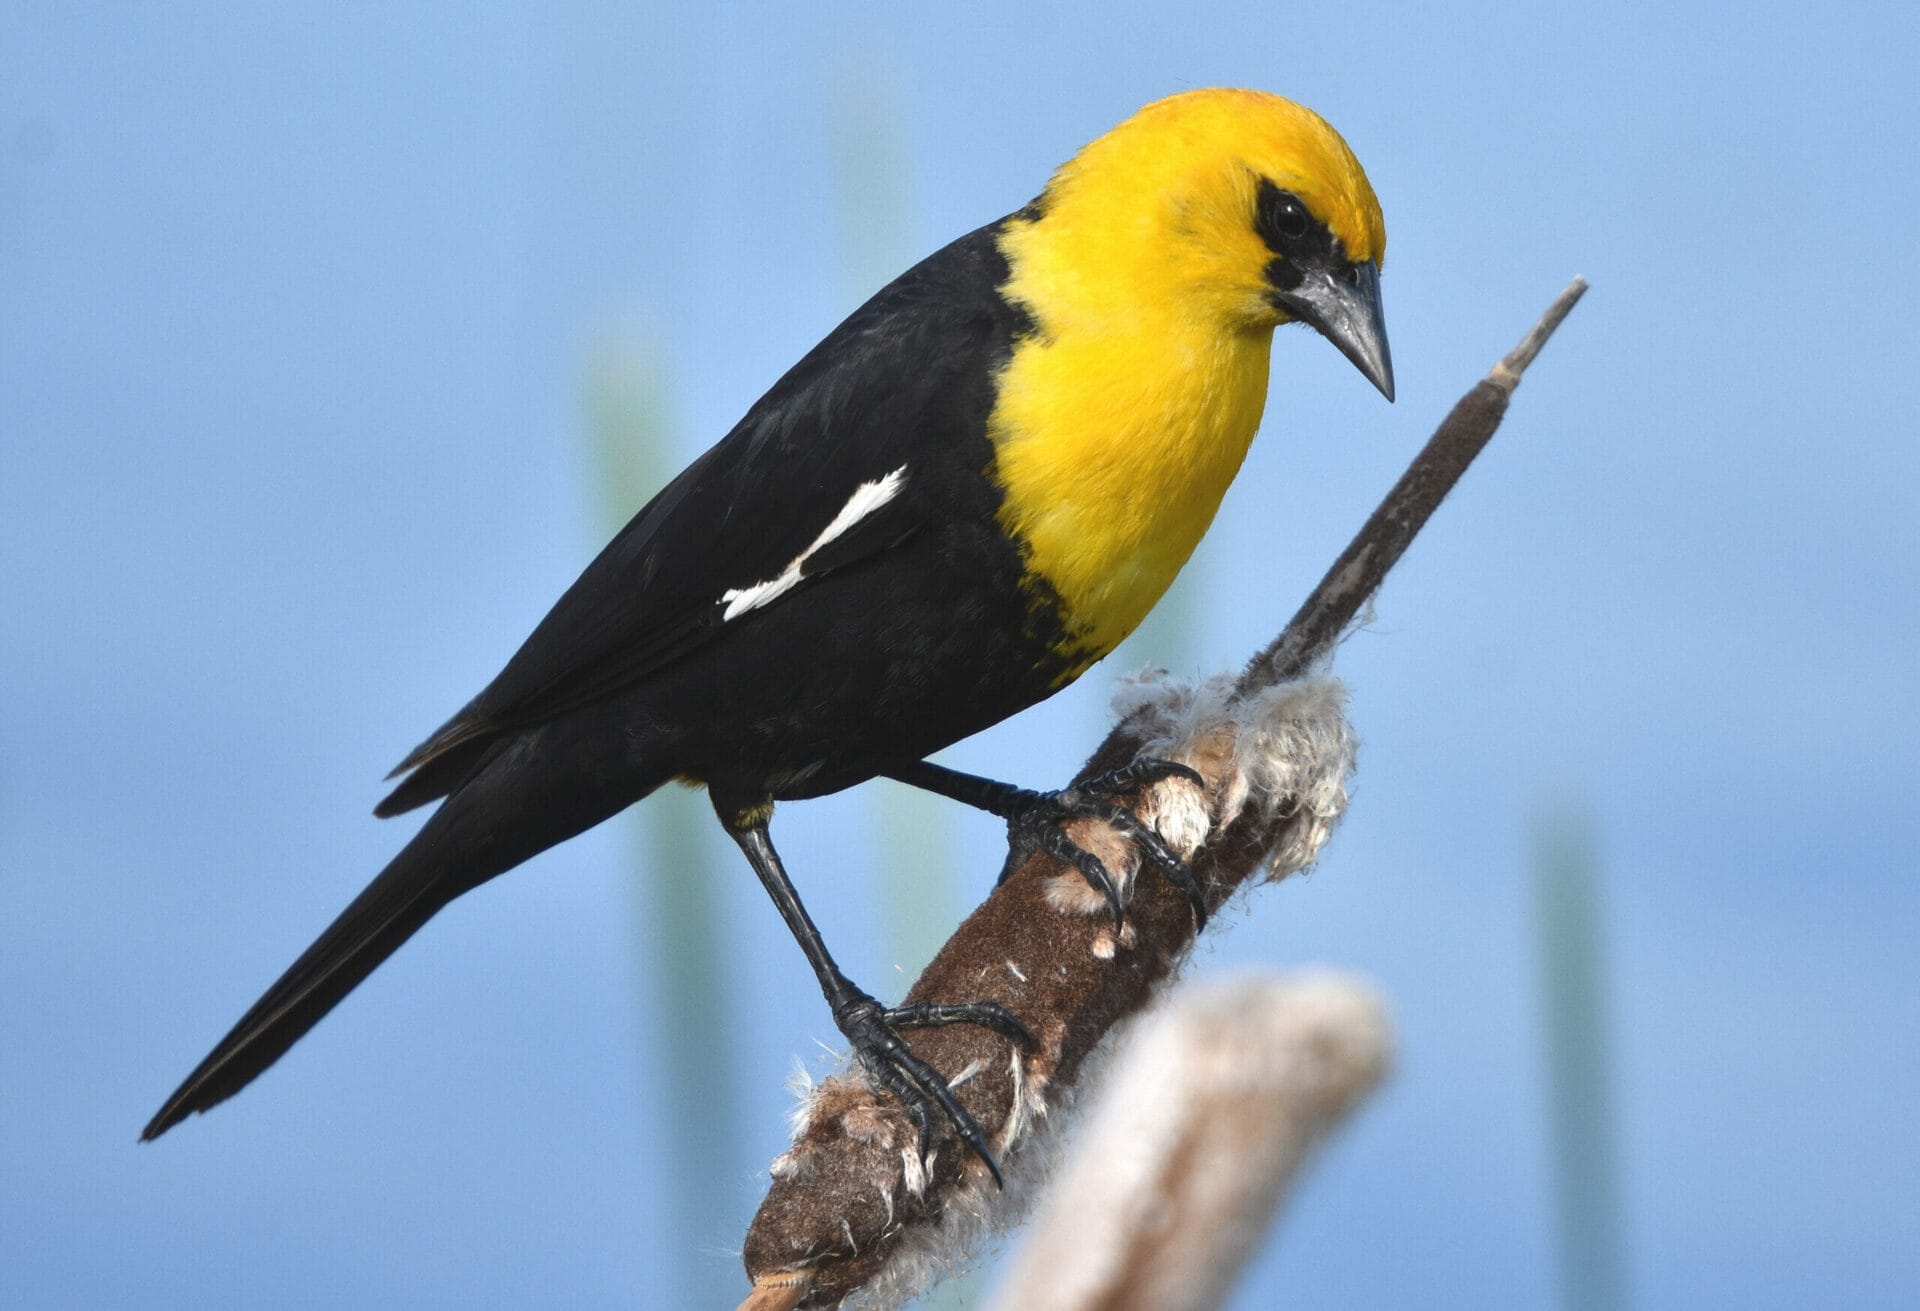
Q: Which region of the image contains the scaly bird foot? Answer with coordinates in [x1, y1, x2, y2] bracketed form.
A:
[995, 757, 1209, 931]
[831, 988, 1035, 1188]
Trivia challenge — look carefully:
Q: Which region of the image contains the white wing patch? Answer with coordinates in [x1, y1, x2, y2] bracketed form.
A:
[720, 465, 908, 621]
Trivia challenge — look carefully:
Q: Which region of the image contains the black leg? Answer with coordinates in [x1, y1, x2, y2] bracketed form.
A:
[885, 757, 1209, 929]
[711, 792, 1030, 1186]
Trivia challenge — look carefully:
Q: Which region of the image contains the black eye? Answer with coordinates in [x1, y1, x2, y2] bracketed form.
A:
[1255, 180, 1317, 255]
[1271, 194, 1309, 240]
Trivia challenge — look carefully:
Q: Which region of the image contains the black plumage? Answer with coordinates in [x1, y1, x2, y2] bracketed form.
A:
[143, 216, 1076, 1148]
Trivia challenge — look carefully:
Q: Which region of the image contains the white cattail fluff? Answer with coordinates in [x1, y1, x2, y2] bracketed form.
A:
[1112, 670, 1357, 883]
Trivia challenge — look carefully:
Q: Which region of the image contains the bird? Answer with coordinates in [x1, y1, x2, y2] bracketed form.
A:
[142, 87, 1392, 1178]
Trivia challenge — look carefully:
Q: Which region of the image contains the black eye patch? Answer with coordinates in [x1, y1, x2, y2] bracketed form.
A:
[1254, 178, 1338, 263]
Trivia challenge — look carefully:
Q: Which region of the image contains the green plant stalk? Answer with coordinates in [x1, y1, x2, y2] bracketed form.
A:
[1532, 805, 1629, 1311]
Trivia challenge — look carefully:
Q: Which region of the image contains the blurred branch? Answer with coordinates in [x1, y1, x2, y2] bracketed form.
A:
[986, 972, 1392, 1311]
[737, 279, 1588, 1309]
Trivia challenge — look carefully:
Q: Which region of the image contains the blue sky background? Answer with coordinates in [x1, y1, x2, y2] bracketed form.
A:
[4, 3, 1916, 1307]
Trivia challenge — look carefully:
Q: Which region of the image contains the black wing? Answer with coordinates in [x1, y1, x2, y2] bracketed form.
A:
[377, 216, 1032, 813]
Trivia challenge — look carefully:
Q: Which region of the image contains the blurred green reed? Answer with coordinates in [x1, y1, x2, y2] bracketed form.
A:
[1533, 804, 1629, 1311]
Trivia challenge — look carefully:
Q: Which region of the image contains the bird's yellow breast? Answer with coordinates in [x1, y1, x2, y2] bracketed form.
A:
[989, 215, 1274, 676]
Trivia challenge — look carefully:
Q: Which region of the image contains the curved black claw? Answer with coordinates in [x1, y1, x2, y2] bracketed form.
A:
[1000, 816, 1127, 927]
[1087, 797, 1209, 929]
[889, 999, 1037, 1053]
[832, 991, 1017, 1187]
[1083, 757, 1206, 796]
[996, 756, 1209, 930]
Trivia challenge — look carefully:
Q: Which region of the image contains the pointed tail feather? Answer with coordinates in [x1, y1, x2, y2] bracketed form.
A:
[373, 734, 496, 818]
[143, 730, 659, 1141]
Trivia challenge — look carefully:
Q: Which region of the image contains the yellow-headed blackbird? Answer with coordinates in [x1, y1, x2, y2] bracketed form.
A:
[144, 88, 1392, 1177]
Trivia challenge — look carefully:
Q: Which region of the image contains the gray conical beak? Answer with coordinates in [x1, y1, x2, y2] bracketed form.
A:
[1273, 258, 1394, 402]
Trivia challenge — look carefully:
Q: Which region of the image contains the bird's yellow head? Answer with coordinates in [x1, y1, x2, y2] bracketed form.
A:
[1004, 87, 1393, 398]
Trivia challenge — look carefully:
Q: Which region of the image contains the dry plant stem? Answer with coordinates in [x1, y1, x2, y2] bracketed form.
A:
[1250, 275, 1587, 688]
[739, 279, 1587, 1309]
[986, 973, 1393, 1311]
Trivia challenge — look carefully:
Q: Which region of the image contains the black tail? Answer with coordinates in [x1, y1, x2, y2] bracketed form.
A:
[142, 729, 661, 1141]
